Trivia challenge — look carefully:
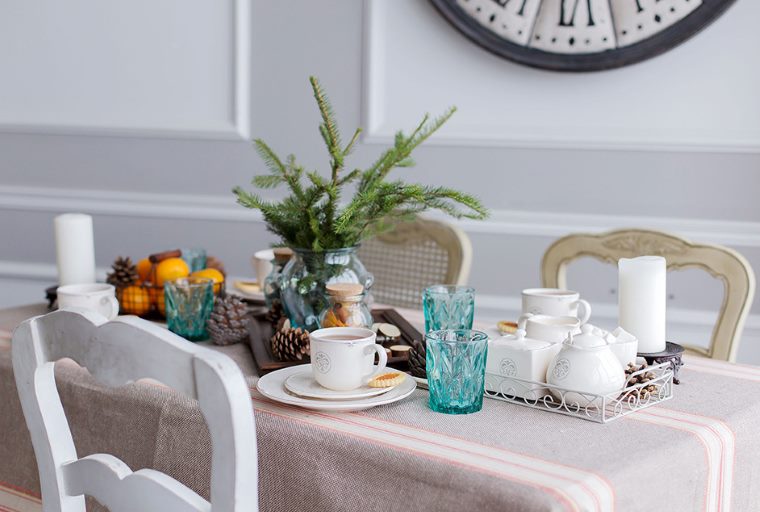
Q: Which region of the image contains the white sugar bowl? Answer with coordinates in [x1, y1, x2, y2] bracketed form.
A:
[546, 324, 625, 406]
[605, 327, 639, 367]
[486, 329, 557, 399]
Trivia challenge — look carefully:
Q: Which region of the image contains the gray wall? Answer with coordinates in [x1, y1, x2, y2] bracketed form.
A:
[1, 0, 758, 359]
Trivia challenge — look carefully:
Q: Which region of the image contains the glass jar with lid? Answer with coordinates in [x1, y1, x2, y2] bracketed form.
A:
[318, 283, 373, 328]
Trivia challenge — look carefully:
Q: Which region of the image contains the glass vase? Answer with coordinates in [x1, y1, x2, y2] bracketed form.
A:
[279, 247, 373, 332]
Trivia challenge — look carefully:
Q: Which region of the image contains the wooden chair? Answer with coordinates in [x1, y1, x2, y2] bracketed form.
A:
[12, 309, 258, 512]
[358, 217, 472, 309]
[541, 229, 756, 362]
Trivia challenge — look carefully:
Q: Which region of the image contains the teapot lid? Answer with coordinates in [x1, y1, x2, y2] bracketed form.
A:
[493, 329, 551, 351]
[567, 324, 608, 348]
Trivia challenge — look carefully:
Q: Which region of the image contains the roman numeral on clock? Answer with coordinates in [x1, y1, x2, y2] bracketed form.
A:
[490, 0, 529, 16]
[559, 0, 595, 27]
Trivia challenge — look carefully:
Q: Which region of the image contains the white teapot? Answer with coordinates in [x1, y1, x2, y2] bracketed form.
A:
[546, 324, 626, 406]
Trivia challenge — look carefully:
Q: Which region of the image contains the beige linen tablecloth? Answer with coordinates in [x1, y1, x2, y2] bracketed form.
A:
[0, 304, 757, 512]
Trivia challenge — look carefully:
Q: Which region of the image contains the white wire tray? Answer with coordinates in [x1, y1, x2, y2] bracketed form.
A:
[483, 361, 674, 423]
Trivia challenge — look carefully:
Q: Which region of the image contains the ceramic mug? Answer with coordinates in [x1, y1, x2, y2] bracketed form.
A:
[521, 288, 592, 324]
[518, 314, 581, 344]
[57, 283, 119, 320]
[251, 249, 275, 285]
[309, 327, 388, 391]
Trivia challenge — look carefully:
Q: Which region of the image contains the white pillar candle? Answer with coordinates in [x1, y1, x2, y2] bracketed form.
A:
[54, 213, 96, 286]
[618, 255, 666, 353]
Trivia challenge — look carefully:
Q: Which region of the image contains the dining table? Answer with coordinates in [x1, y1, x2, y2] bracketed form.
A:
[1, 303, 758, 512]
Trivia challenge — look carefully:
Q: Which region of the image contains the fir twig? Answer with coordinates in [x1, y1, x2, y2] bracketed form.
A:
[233, 78, 487, 252]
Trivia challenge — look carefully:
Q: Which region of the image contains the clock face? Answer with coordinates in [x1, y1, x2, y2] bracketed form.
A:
[430, 0, 735, 71]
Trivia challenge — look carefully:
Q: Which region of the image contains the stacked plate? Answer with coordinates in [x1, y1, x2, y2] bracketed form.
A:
[256, 365, 417, 412]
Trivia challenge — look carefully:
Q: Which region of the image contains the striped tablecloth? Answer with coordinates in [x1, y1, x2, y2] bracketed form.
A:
[0, 304, 758, 512]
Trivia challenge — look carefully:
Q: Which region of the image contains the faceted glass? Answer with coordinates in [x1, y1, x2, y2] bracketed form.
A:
[164, 277, 215, 341]
[426, 329, 489, 414]
[422, 285, 475, 333]
[180, 247, 207, 273]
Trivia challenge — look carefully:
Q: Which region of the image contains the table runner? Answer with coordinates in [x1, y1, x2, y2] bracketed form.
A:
[0, 304, 758, 511]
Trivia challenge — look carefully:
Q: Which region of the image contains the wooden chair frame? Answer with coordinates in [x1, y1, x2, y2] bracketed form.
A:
[12, 309, 258, 512]
[541, 229, 755, 362]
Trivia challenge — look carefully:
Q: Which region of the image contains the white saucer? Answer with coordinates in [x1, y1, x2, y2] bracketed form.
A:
[257, 365, 417, 412]
[284, 368, 397, 400]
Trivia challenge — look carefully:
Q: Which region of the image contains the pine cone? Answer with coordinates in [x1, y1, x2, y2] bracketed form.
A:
[408, 339, 426, 378]
[270, 319, 310, 362]
[264, 299, 285, 325]
[106, 257, 140, 287]
[207, 295, 249, 346]
[206, 255, 226, 277]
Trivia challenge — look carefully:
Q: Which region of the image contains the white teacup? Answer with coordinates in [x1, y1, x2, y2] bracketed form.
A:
[57, 283, 119, 320]
[309, 327, 388, 391]
[518, 314, 581, 344]
[251, 249, 275, 285]
[522, 288, 591, 324]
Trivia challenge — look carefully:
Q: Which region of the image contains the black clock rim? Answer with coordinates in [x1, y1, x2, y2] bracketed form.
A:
[429, 0, 737, 72]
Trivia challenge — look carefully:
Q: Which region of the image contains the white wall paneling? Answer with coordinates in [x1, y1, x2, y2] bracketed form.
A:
[0, 0, 252, 140]
[2, 184, 759, 247]
[362, 0, 760, 152]
[0, 0, 758, 361]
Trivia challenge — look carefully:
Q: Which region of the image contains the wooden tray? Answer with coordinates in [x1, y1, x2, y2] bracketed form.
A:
[248, 308, 423, 375]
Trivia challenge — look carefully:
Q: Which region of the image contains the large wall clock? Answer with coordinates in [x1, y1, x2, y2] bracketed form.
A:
[430, 0, 736, 71]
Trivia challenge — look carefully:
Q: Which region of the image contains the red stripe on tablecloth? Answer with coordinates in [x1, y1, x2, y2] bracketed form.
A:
[252, 388, 612, 510]
[684, 356, 760, 380]
[629, 413, 713, 511]
[252, 397, 580, 511]
[349, 404, 615, 510]
[336, 408, 605, 511]
[643, 407, 736, 512]
[0, 483, 40, 502]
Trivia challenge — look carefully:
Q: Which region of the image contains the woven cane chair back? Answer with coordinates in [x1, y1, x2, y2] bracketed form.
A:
[358, 218, 472, 309]
[541, 229, 755, 362]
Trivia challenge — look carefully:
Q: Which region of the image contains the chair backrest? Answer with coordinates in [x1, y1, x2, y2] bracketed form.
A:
[12, 308, 258, 512]
[358, 217, 473, 309]
[541, 229, 756, 362]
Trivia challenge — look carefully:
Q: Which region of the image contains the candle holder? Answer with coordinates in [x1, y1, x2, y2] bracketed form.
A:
[638, 342, 684, 384]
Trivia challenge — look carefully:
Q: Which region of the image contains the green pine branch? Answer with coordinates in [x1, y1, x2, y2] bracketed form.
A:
[233, 77, 488, 252]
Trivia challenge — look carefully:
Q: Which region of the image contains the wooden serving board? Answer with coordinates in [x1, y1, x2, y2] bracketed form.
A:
[248, 308, 423, 375]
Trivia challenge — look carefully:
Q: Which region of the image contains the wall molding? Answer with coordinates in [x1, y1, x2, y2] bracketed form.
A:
[360, 0, 760, 154]
[0, 0, 251, 141]
[1, 184, 759, 247]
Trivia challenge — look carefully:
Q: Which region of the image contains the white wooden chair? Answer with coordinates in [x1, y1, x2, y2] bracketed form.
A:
[12, 308, 258, 512]
[542, 229, 756, 362]
[358, 217, 473, 309]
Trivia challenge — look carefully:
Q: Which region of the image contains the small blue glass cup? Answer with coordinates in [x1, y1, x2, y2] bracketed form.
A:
[164, 277, 215, 341]
[422, 285, 475, 333]
[180, 248, 207, 273]
[426, 329, 489, 414]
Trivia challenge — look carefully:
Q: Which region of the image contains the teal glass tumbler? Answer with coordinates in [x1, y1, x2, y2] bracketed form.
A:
[180, 248, 207, 273]
[422, 285, 475, 333]
[426, 329, 489, 414]
[165, 277, 215, 341]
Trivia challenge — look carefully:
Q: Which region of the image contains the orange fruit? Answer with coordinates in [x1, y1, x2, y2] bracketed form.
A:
[190, 268, 225, 294]
[155, 257, 190, 286]
[119, 286, 151, 316]
[136, 258, 152, 283]
[148, 287, 166, 317]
